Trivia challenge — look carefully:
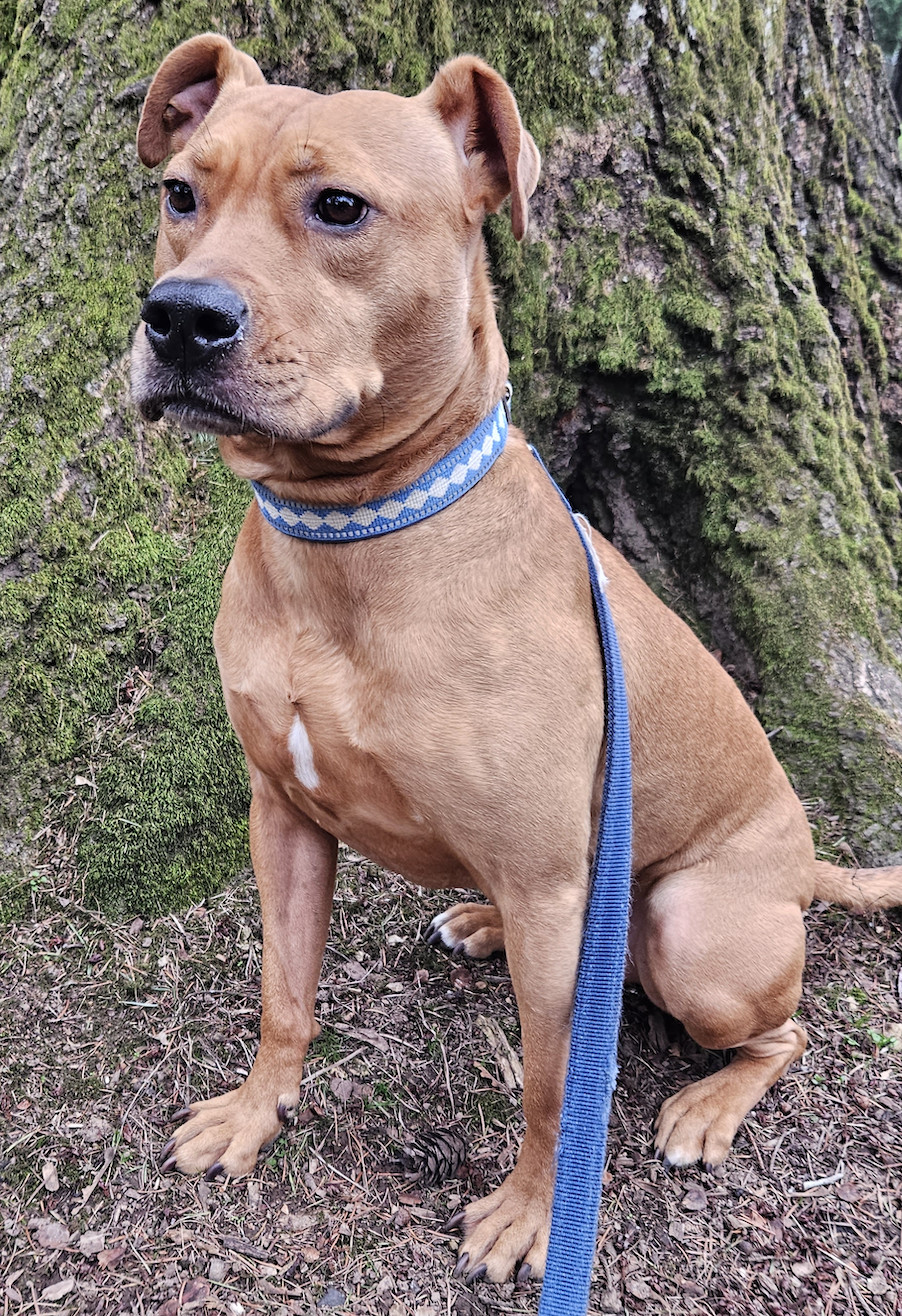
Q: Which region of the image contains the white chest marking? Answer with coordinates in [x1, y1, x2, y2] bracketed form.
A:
[288, 715, 320, 790]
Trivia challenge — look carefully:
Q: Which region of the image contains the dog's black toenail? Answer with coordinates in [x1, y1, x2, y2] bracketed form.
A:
[160, 1156, 178, 1173]
[204, 1161, 226, 1182]
[468, 1263, 487, 1284]
[159, 1137, 176, 1164]
[516, 1262, 532, 1284]
[453, 1252, 469, 1278]
[444, 1211, 466, 1233]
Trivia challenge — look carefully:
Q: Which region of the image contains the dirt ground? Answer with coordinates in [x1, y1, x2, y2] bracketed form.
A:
[1, 835, 900, 1316]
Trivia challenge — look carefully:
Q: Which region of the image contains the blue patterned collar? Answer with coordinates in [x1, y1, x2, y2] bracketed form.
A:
[251, 398, 508, 542]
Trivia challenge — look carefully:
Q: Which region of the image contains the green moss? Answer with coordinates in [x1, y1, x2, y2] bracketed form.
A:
[486, 0, 902, 855]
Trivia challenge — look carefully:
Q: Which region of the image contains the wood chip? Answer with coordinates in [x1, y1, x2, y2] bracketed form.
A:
[625, 1276, 654, 1300]
[36, 1219, 71, 1249]
[79, 1230, 105, 1255]
[476, 1015, 523, 1091]
[221, 1235, 270, 1260]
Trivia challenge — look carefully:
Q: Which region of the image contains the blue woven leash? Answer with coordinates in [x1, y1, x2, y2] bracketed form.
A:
[532, 452, 633, 1316]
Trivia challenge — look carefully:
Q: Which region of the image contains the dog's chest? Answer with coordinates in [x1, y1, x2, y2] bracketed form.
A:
[213, 573, 476, 882]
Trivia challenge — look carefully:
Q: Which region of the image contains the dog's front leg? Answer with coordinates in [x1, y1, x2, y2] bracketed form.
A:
[453, 882, 585, 1283]
[162, 776, 337, 1178]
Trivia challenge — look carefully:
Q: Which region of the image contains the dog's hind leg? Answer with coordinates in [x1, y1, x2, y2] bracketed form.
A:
[653, 1018, 807, 1168]
[634, 864, 808, 1170]
[426, 902, 505, 958]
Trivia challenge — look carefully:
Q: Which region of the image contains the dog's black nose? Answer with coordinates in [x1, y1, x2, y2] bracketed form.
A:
[141, 279, 248, 368]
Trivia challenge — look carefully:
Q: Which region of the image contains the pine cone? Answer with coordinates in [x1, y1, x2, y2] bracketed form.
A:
[396, 1126, 468, 1185]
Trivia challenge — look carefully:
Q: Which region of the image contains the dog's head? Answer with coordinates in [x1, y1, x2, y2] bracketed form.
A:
[131, 35, 539, 473]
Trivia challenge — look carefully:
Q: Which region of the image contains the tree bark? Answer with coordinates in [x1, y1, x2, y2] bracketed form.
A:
[2, 0, 901, 914]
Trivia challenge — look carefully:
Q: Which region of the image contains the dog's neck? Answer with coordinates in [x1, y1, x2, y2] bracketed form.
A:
[216, 256, 509, 508]
[251, 396, 509, 542]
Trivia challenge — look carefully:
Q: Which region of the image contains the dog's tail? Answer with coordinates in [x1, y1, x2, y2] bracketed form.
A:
[812, 860, 902, 912]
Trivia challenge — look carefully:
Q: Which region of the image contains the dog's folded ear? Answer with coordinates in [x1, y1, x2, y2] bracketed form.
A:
[424, 56, 541, 241]
[137, 34, 266, 167]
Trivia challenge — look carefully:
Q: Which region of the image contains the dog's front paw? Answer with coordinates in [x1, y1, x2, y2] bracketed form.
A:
[448, 1168, 550, 1283]
[426, 903, 505, 959]
[160, 1081, 300, 1178]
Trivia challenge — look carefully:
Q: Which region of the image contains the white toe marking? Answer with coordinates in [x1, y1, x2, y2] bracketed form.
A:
[288, 715, 320, 790]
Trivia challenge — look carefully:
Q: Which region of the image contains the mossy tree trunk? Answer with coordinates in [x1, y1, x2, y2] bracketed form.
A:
[2, 0, 901, 916]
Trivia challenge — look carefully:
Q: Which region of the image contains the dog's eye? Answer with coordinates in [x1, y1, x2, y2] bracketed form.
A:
[314, 190, 368, 226]
[163, 179, 196, 216]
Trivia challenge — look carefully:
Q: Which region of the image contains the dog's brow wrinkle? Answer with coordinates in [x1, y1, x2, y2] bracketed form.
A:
[290, 154, 317, 177]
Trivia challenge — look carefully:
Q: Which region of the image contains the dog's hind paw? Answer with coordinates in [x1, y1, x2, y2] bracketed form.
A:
[426, 903, 505, 959]
[653, 1078, 739, 1171]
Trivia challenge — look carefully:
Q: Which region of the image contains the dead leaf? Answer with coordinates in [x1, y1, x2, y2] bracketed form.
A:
[41, 1276, 75, 1301]
[4, 1270, 23, 1304]
[681, 1184, 708, 1212]
[329, 1075, 371, 1105]
[79, 1231, 105, 1256]
[181, 1277, 210, 1307]
[450, 965, 473, 992]
[286, 1213, 317, 1231]
[868, 1273, 890, 1296]
[82, 1117, 113, 1144]
[331, 1076, 355, 1103]
[97, 1247, 127, 1269]
[41, 1161, 60, 1191]
[835, 1182, 862, 1202]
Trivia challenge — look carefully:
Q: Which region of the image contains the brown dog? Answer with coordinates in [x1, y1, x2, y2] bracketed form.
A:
[131, 35, 902, 1283]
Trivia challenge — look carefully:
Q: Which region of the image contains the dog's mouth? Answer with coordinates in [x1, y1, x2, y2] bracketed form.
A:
[136, 381, 359, 445]
[138, 390, 254, 437]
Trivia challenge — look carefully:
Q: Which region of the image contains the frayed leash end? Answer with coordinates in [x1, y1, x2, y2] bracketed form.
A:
[574, 513, 608, 590]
